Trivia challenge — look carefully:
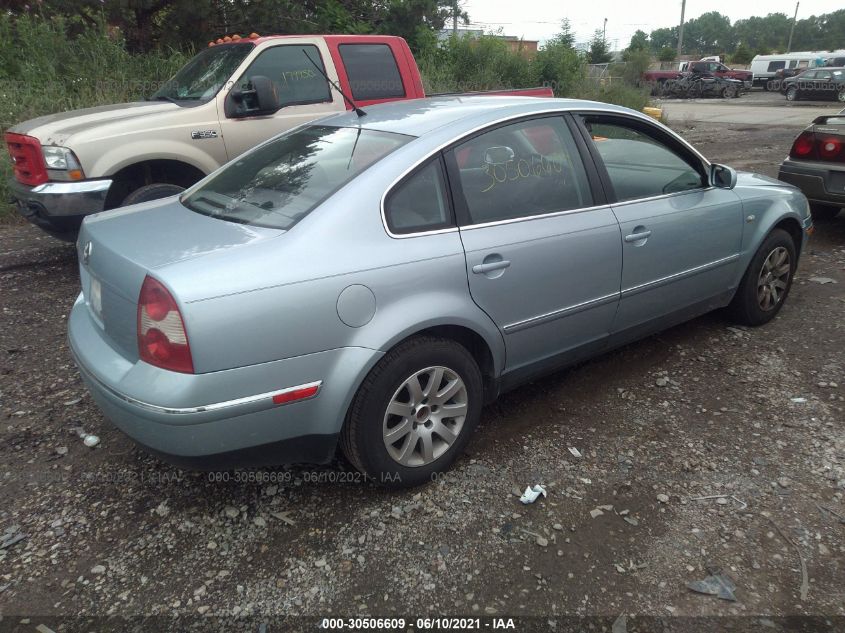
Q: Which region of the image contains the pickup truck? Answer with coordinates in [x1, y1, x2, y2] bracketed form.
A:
[642, 60, 753, 92]
[6, 33, 552, 240]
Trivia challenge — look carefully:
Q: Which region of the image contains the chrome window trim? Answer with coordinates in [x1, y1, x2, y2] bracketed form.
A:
[609, 186, 717, 209]
[572, 107, 713, 170]
[380, 105, 713, 238]
[620, 254, 741, 298]
[503, 291, 620, 334]
[380, 107, 594, 239]
[459, 203, 612, 231]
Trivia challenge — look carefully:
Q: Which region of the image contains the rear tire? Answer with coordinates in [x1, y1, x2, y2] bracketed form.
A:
[728, 229, 796, 326]
[341, 337, 482, 489]
[121, 183, 185, 207]
[810, 203, 841, 221]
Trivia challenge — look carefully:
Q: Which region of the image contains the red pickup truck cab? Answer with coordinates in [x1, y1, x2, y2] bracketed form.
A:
[6, 33, 552, 239]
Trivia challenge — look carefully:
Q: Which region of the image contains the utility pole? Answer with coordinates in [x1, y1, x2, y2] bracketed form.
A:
[602, 17, 607, 43]
[677, 0, 686, 61]
[787, 1, 799, 53]
[453, 0, 458, 36]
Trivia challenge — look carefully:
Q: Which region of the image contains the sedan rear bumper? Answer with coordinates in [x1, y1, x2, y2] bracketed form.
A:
[778, 160, 845, 209]
[68, 295, 382, 468]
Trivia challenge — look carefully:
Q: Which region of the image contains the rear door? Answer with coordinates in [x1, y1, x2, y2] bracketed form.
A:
[574, 113, 744, 341]
[217, 39, 345, 159]
[814, 70, 833, 99]
[446, 115, 622, 377]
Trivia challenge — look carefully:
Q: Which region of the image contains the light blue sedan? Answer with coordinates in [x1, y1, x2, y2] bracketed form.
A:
[69, 96, 812, 487]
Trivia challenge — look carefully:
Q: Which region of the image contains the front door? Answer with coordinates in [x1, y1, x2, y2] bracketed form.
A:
[575, 114, 744, 340]
[217, 40, 345, 160]
[445, 115, 622, 376]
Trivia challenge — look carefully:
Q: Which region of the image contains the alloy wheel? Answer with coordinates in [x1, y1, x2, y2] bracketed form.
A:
[382, 366, 468, 467]
[757, 246, 791, 311]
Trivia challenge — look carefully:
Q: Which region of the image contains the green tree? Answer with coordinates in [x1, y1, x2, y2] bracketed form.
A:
[533, 21, 584, 96]
[649, 27, 677, 51]
[731, 43, 753, 65]
[683, 11, 732, 55]
[587, 29, 611, 64]
[657, 46, 676, 62]
[628, 29, 649, 52]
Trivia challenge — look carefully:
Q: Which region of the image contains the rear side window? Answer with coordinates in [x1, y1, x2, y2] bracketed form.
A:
[448, 117, 593, 225]
[583, 117, 705, 201]
[385, 159, 451, 235]
[338, 44, 405, 100]
[236, 45, 331, 107]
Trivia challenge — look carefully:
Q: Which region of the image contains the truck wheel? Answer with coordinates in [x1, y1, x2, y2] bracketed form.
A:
[341, 336, 483, 489]
[727, 229, 796, 326]
[121, 183, 185, 207]
[810, 203, 841, 221]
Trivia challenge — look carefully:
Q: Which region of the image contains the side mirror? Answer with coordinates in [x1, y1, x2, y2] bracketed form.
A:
[711, 163, 737, 189]
[225, 75, 279, 118]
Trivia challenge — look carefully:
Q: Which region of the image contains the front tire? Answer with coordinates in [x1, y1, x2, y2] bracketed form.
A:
[786, 86, 799, 101]
[728, 229, 796, 326]
[341, 337, 483, 489]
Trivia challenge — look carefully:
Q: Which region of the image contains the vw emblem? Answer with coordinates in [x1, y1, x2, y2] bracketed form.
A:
[82, 241, 93, 266]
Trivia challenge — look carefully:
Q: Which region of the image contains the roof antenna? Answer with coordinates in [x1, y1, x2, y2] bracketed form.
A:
[302, 48, 366, 117]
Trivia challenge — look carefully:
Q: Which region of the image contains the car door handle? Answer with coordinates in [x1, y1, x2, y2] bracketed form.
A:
[472, 260, 511, 274]
[624, 230, 652, 243]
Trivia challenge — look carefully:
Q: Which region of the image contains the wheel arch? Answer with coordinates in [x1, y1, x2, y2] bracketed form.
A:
[104, 159, 207, 209]
[773, 216, 804, 257]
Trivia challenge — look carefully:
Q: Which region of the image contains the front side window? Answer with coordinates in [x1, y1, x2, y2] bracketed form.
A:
[448, 117, 592, 225]
[767, 61, 786, 72]
[583, 117, 705, 201]
[235, 45, 331, 108]
[385, 159, 451, 234]
[338, 44, 405, 100]
[151, 43, 253, 103]
[182, 126, 410, 230]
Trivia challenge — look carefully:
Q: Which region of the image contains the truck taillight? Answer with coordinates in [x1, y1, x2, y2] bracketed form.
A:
[790, 130, 844, 163]
[137, 276, 194, 374]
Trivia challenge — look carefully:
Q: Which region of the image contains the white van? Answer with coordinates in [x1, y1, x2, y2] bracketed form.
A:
[751, 50, 845, 88]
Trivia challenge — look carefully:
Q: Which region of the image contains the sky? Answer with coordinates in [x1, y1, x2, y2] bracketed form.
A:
[459, 0, 844, 50]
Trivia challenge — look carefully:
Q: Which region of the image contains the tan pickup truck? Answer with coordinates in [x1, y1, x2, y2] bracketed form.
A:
[6, 33, 553, 240]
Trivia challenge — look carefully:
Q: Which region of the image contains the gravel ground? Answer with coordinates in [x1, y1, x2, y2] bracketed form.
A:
[1, 123, 844, 630]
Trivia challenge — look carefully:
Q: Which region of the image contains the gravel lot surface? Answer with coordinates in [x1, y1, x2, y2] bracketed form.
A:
[1, 122, 844, 630]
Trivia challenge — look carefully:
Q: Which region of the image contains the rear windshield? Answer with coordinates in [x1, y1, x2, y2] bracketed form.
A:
[182, 126, 411, 230]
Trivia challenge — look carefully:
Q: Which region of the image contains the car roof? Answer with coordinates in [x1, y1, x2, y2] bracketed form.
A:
[316, 95, 640, 137]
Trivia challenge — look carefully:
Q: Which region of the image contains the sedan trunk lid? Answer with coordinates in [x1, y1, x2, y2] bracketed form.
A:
[77, 197, 281, 360]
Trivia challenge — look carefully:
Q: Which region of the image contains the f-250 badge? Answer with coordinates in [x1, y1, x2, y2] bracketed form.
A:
[191, 129, 219, 139]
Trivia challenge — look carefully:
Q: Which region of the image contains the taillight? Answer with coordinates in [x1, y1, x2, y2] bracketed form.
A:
[789, 131, 845, 163]
[790, 131, 817, 160]
[817, 136, 843, 161]
[137, 276, 194, 373]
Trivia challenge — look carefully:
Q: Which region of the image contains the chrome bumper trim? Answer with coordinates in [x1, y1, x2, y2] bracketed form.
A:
[70, 343, 322, 416]
[8, 177, 112, 218]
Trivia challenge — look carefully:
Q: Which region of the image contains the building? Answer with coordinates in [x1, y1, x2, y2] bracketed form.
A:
[437, 29, 539, 56]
